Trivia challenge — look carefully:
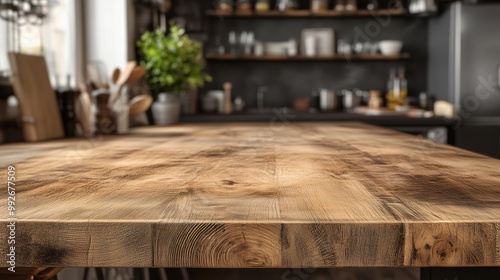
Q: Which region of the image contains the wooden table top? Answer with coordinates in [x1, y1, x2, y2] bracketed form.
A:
[0, 122, 499, 268]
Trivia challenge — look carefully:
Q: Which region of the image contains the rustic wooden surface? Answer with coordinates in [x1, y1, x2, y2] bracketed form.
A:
[0, 122, 499, 268]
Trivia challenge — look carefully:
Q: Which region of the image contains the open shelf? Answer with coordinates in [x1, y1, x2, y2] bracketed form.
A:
[206, 9, 408, 18]
[205, 53, 410, 62]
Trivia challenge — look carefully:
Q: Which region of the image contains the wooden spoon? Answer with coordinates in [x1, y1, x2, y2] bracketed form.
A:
[127, 66, 147, 84]
[111, 68, 121, 85]
[109, 61, 137, 105]
[129, 95, 153, 116]
[77, 83, 93, 135]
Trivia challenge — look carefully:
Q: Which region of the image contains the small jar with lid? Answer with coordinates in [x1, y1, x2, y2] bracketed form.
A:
[368, 90, 383, 109]
[311, 0, 328, 12]
[216, 0, 234, 13]
[345, 0, 358, 12]
[255, 0, 270, 12]
[277, 0, 298, 11]
[236, 0, 252, 12]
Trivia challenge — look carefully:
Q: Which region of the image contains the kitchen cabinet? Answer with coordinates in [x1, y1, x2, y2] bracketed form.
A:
[457, 123, 500, 159]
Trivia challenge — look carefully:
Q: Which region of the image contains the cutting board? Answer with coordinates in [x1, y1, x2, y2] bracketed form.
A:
[8, 53, 64, 142]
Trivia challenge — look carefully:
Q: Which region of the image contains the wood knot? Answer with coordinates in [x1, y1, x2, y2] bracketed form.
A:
[223, 180, 236, 185]
[432, 239, 457, 263]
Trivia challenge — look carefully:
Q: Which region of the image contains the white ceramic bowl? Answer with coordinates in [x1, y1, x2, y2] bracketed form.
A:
[379, 40, 403, 56]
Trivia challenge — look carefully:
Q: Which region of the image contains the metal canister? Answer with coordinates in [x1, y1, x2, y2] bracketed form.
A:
[319, 89, 341, 112]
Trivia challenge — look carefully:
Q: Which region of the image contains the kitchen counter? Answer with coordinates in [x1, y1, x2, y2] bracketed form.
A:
[0, 122, 499, 272]
[181, 111, 458, 126]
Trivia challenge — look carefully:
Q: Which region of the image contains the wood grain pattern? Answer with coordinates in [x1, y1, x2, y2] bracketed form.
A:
[0, 122, 499, 268]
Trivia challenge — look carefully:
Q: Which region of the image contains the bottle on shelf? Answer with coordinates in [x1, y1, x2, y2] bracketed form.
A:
[386, 67, 408, 110]
[399, 67, 408, 101]
[386, 68, 396, 109]
[229, 31, 237, 54]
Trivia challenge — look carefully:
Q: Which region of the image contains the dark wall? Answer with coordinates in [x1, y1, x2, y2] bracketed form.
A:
[166, 0, 429, 109]
[205, 17, 428, 109]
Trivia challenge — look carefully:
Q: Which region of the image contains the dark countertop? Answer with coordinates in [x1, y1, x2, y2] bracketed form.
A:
[181, 111, 459, 127]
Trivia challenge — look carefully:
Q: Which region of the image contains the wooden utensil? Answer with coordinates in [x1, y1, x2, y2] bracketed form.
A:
[77, 83, 93, 135]
[127, 66, 147, 84]
[111, 68, 121, 85]
[223, 82, 232, 114]
[8, 53, 65, 142]
[129, 94, 153, 116]
[87, 61, 109, 89]
[109, 61, 137, 105]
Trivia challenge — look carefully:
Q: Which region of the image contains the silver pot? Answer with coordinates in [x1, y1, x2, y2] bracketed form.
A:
[319, 89, 340, 111]
[409, 0, 438, 16]
[342, 90, 362, 110]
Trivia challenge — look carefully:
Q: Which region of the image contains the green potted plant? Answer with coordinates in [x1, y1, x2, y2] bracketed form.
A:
[137, 25, 211, 125]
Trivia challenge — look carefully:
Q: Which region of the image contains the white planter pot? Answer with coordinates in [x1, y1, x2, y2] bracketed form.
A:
[152, 93, 181, 125]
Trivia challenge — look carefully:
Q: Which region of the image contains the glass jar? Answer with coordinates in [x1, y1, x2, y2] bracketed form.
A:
[311, 0, 328, 12]
[345, 0, 357, 12]
[366, 0, 379, 11]
[236, 0, 252, 12]
[216, 0, 234, 13]
[255, 0, 270, 12]
[334, 0, 345, 11]
[368, 91, 383, 109]
[277, 0, 298, 11]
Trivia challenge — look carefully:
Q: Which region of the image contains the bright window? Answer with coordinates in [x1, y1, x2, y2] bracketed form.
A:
[0, 0, 77, 86]
[0, 19, 8, 72]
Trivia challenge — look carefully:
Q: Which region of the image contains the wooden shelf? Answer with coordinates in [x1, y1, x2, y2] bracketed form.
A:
[205, 53, 410, 62]
[206, 9, 408, 18]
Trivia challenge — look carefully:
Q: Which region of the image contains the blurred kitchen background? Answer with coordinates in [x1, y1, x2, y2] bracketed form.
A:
[0, 0, 500, 158]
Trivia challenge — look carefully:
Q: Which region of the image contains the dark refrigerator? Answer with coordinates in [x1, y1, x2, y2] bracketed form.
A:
[428, 1, 500, 158]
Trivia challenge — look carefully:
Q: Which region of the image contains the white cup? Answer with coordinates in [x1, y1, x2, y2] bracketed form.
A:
[305, 36, 317, 57]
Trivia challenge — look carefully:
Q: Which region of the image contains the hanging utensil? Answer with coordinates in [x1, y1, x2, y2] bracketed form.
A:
[127, 66, 147, 85]
[129, 94, 153, 116]
[111, 68, 121, 85]
[109, 61, 137, 106]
